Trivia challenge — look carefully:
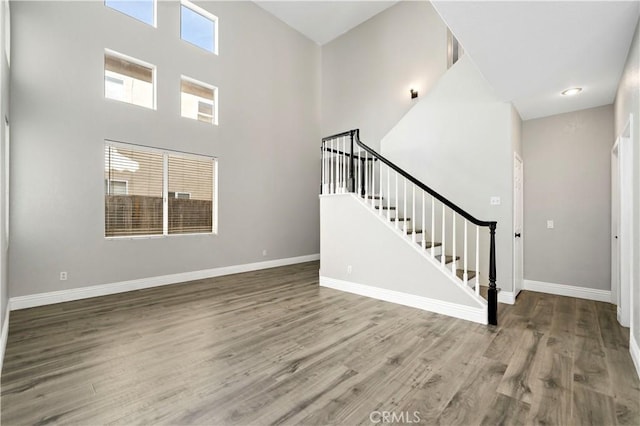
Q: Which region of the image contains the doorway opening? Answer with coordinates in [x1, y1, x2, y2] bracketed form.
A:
[611, 115, 633, 328]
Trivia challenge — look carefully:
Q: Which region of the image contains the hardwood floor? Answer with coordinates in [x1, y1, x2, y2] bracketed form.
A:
[1, 261, 639, 425]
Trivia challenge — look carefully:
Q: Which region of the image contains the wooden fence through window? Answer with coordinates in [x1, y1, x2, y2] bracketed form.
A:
[105, 195, 213, 236]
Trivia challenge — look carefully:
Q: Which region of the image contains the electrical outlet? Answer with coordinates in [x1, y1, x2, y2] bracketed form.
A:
[60, 272, 68, 281]
[262, 249, 267, 257]
[490, 196, 501, 205]
[347, 265, 352, 274]
[547, 220, 554, 229]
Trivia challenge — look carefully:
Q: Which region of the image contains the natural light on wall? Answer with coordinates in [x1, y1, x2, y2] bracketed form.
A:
[180, 76, 217, 125]
[104, 50, 155, 109]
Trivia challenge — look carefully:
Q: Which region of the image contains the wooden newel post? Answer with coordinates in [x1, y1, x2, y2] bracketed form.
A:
[488, 222, 498, 325]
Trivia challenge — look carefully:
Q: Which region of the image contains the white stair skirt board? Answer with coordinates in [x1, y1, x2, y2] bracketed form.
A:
[320, 276, 487, 325]
[631, 333, 640, 380]
[523, 280, 611, 303]
[10, 254, 320, 311]
[0, 305, 10, 374]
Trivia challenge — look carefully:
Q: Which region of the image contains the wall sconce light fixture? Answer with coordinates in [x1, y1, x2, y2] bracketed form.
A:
[410, 89, 418, 99]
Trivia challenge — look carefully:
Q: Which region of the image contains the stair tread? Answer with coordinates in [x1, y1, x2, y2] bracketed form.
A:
[435, 254, 460, 264]
[374, 206, 396, 210]
[365, 195, 383, 200]
[456, 269, 477, 281]
[405, 229, 424, 234]
[418, 241, 442, 248]
[390, 217, 411, 221]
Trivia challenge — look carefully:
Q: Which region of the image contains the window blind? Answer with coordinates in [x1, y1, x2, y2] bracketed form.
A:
[105, 144, 163, 237]
[168, 155, 214, 234]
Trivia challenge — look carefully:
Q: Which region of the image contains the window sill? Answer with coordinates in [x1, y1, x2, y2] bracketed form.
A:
[105, 232, 217, 241]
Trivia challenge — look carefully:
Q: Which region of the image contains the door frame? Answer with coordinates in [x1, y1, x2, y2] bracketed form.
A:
[612, 115, 633, 328]
[513, 152, 524, 298]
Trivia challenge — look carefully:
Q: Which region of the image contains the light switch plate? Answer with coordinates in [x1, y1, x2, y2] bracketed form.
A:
[547, 220, 554, 229]
[490, 196, 501, 205]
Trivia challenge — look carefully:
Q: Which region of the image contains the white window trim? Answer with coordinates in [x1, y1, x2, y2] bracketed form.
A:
[4, 0, 10, 66]
[104, 0, 157, 28]
[181, 75, 219, 125]
[104, 140, 218, 239]
[104, 49, 157, 110]
[180, 0, 219, 55]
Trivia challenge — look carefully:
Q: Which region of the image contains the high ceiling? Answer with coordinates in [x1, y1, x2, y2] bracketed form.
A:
[255, 1, 639, 120]
[254, 1, 397, 45]
[432, 1, 640, 120]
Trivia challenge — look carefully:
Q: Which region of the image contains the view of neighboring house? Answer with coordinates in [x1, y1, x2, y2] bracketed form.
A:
[0, 0, 638, 424]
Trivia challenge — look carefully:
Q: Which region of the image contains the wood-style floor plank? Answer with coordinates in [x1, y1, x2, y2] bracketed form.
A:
[1, 261, 639, 425]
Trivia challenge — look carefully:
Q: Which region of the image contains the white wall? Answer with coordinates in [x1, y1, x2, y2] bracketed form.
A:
[381, 56, 517, 297]
[614, 18, 640, 358]
[522, 105, 614, 290]
[321, 1, 447, 148]
[9, 1, 320, 298]
[320, 194, 486, 323]
[0, 0, 10, 333]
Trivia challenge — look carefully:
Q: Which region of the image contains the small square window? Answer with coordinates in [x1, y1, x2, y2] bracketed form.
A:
[181, 0, 218, 54]
[174, 192, 191, 200]
[105, 50, 155, 110]
[181, 76, 217, 125]
[105, 179, 129, 195]
[105, 0, 155, 27]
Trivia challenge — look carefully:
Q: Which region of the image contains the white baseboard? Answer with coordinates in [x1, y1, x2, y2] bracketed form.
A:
[0, 303, 10, 374]
[10, 254, 320, 311]
[319, 276, 487, 325]
[631, 333, 640, 381]
[499, 291, 515, 305]
[523, 280, 611, 303]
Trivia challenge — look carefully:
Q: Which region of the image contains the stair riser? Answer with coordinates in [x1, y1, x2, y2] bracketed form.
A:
[427, 246, 443, 257]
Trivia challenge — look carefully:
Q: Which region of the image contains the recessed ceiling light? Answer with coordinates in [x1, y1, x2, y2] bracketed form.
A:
[561, 87, 582, 96]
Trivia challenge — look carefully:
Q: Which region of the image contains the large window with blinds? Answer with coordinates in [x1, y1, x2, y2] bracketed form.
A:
[105, 141, 217, 238]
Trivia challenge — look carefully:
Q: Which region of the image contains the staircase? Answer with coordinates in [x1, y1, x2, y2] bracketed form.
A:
[320, 129, 499, 325]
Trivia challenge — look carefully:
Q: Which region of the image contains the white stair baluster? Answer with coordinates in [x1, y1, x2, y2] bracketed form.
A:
[329, 139, 334, 193]
[321, 142, 325, 193]
[441, 204, 446, 266]
[336, 139, 340, 193]
[395, 172, 399, 229]
[378, 161, 382, 212]
[464, 220, 469, 285]
[364, 152, 368, 201]
[341, 137, 346, 193]
[353, 152, 362, 197]
[421, 191, 426, 249]
[403, 178, 407, 233]
[452, 210, 457, 275]
[338, 137, 342, 193]
[476, 225, 480, 295]
[431, 196, 435, 258]
[386, 166, 391, 219]
[370, 158, 375, 207]
[412, 185, 416, 242]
